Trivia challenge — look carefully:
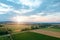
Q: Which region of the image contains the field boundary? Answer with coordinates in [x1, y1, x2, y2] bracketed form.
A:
[31, 29, 60, 38]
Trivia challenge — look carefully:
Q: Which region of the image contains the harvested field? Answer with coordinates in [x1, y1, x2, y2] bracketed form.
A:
[32, 29, 60, 38]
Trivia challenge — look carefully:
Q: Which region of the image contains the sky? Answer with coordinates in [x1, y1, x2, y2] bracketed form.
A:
[0, 0, 60, 23]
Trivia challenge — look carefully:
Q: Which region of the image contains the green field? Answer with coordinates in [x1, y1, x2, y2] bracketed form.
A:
[0, 36, 10, 40]
[2, 24, 60, 33]
[0, 24, 60, 40]
[40, 28, 60, 32]
[0, 32, 60, 40]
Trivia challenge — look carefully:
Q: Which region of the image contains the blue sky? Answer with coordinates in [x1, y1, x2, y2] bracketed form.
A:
[0, 0, 60, 22]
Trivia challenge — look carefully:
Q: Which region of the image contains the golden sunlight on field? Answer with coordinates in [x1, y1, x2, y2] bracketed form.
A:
[4, 24, 31, 32]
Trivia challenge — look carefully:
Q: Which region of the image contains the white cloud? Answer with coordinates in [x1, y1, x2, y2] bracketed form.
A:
[0, 0, 42, 15]
[12, 9, 34, 14]
[46, 2, 60, 12]
[10, 15, 48, 22]
[19, 0, 42, 8]
[0, 7, 11, 12]
[0, 3, 12, 8]
[7, 0, 19, 4]
[0, 3, 13, 14]
[10, 12, 60, 22]
[0, 3, 34, 15]
[12, 0, 42, 14]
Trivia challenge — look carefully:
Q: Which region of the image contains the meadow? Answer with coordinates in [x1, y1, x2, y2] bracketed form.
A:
[0, 32, 60, 40]
[40, 28, 60, 32]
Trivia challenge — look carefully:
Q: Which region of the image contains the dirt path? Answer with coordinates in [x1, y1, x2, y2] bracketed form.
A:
[31, 29, 60, 38]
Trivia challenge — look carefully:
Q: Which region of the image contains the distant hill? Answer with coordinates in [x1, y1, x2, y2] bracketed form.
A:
[0, 21, 60, 24]
[0, 21, 15, 24]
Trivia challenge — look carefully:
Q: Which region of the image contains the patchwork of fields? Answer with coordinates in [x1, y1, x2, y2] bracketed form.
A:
[4, 24, 32, 32]
[32, 29, 60, 38]
[0, 32, 60, 40]
[0, 23, 60, 40]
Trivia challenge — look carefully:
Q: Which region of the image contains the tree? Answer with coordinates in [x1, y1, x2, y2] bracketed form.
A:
[0, 28, 9, 35]
[0, 24, 3, 27]
[31, 25, 35, 30]
[0, 24, 13, 40]
[7, 28, 13, 40]
[21, 28, 30, 31]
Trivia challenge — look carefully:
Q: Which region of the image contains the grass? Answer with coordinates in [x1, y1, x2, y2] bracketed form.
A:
[40, 28, 60, 32]
[4, 24, 31, 32]
[0, 32, 60, 40]
[0, 24, 60, 40]
[12, 32, 60, 40]
[0, 36, 10, 40]
[3, 24, 60, 32]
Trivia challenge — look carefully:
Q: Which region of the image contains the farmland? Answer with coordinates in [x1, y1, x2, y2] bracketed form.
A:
[0, 23, 60, 40]
[0, 32, 60, 40]
[40, 28, 60, 32]
[3, 23, 60, 32]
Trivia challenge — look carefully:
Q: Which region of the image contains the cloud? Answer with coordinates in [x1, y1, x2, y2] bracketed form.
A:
[7, 0, 19, 4]
[44, 0, 60, 12]
[0, 3, 33, 15]
[0, 0, 60, 22]
[0, 3, 13, 14]
[19, 0, 42, 8]
[10, 12, 60, 22]
[12, 9, 34, 14]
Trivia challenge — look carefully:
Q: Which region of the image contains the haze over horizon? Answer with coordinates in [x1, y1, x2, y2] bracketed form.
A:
[0, 0, 60, 23]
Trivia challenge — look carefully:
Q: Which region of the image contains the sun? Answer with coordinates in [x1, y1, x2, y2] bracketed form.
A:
[15, 16, 23, 22]
[12, 16, 25, 23]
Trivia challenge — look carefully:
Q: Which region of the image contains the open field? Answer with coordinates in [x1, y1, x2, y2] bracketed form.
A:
[32, 29, 60, 38]
[0, 36, 10, 40]
[0, 23, 60, 40]
[0, 32, 60, 40]
[3, 24, 32, 32]
[12, 32, 60, 40]
[40, 28, 60, 32]
[3, 23, 60, 33]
